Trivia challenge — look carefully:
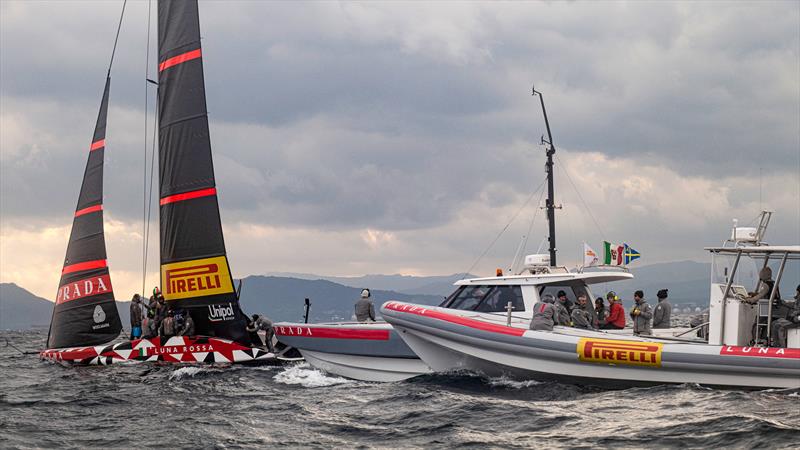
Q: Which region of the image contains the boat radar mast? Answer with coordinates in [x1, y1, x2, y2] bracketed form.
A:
[533, 85, 558, 266]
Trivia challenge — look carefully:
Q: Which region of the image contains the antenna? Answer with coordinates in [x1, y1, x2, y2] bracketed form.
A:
[532, 84, 557, 266]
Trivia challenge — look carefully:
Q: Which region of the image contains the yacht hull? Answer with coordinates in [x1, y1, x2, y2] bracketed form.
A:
[274, 322, 430, 381]
[381, 301, 800, 389]
[40, 335, 278, 366]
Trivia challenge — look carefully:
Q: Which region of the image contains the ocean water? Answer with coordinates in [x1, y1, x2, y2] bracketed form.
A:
[2, 329, 799, 449]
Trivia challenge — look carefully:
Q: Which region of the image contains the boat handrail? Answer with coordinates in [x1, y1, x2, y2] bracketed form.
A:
[673, 321, 709, 338]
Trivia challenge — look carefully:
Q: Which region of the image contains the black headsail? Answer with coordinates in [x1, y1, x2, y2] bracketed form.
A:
[47, 77, 122, 349]
[157, 0, 250, 344]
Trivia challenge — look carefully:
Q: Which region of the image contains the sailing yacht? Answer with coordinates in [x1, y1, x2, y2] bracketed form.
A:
[41, 0, 278, 365]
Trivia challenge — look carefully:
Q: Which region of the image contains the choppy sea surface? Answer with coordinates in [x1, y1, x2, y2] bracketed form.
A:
[2, 329, 799, 449]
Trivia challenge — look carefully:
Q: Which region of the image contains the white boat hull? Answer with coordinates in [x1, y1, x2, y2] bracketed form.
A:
[302, 349, 431, 382]
[382, 301, 800, 389]
[274, 322, 431, 382]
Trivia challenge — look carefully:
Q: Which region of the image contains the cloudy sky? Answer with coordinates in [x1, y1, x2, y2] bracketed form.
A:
[1, 1, 798, 300]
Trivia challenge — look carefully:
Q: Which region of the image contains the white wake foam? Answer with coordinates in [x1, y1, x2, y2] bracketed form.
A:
[169, 366, 210, 380]
[273, 363, 354, 388]
[487, 376, 542, 389]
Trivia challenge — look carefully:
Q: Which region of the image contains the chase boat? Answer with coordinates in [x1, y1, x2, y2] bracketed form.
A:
[274, 321, 430, 382]
[382, 217, 800, 389]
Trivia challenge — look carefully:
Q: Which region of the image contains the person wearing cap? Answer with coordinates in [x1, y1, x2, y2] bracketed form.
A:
[601, 291, 626, 330]
[630, 290, 653, 335]
[554, 294, 571, 326]
[556, 290, 574, 313]
[652, 289, 672, 329]
[355, 288, 376, 322]
[570, 295, 592, 329]
[531, 294, 560, 331]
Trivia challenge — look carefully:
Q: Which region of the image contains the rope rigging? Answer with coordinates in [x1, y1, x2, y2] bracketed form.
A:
[459, 175, 548, 280]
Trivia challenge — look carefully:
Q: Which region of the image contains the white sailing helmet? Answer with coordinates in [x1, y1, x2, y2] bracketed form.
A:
[361, 289, 371, 298]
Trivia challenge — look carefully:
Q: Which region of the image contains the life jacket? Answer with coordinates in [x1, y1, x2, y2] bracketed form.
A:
[763, 279, 780, 300]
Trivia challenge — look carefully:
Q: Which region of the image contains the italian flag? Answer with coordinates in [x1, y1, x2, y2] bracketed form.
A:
[604, 241, 624, 265]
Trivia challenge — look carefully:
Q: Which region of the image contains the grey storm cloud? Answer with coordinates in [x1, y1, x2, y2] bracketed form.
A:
[1, 0, 798, 234]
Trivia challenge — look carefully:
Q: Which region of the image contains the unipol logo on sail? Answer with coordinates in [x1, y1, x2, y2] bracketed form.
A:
[161, 256, 234, 300]
[56, 274, 112, 304]
[208, 303, 235, 322]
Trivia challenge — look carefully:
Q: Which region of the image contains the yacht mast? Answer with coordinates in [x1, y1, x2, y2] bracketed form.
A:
[533, 85, 557, 266]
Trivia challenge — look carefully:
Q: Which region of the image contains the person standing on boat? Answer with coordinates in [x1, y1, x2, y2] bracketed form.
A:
[531, 294, 560, 331]
[595, 298, 607, 327]
[601, 291, 626, 330]
[652, 289, 672, 329]
[130, 294, 143, 340]
[246, 314, 275, 352]
[630, 290, 653, 335]
[355, 289, 376, 322]
[571, 295, 592, 329]
[152, 288, 167, 330]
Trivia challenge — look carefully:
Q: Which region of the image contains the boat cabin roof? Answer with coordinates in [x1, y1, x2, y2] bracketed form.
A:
[705, 245, 800, 259]
[456, 270, 633, 286]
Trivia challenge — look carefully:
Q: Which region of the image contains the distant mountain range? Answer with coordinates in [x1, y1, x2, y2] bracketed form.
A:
[6, 259, 795, 330]
[260, 272, 473, 297]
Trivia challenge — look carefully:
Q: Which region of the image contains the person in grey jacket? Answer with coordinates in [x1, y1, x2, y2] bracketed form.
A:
[771, 285, 800, 348]
[577, 294, 598, 329]
[554, 296, 571, 326]
[531, 294, 559, 331]
[571, 296, 592, 329]
[130, 294, 143, 340]
[355, 289, 376, 322]
[652, 289, 672, 329]
[630, 290, 653, 335]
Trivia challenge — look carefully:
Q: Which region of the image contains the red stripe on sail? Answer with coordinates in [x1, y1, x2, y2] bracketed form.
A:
[90, 139, 105, 151]
[160, 187, 216, 205]
[74, 204, 103, 217]
[62, 259, 107, 275]
[159, 49, 202, 72]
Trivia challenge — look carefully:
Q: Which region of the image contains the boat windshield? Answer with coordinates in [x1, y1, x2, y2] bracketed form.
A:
[441, 285, 525, 312]
[538, 281, 592, 305]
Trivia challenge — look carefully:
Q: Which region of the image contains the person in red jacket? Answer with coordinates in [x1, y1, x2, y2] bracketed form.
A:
[601, 291, 626, 330]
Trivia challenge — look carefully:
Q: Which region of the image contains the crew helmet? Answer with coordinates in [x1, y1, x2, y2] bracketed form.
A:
[361, 288, 371, 298]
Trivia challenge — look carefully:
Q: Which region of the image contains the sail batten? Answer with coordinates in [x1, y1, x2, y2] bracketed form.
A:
[157, 0, 250, 344]
[47, 76, 122, 349]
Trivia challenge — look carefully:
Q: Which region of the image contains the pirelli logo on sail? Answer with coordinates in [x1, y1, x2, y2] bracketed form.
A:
[161, 256, 233, 300]
[577, 338, 663, 367]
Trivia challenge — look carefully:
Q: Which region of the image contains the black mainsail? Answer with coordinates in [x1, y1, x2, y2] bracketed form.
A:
[157, 0, 251, 344]
[47, 77, 122, 349]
